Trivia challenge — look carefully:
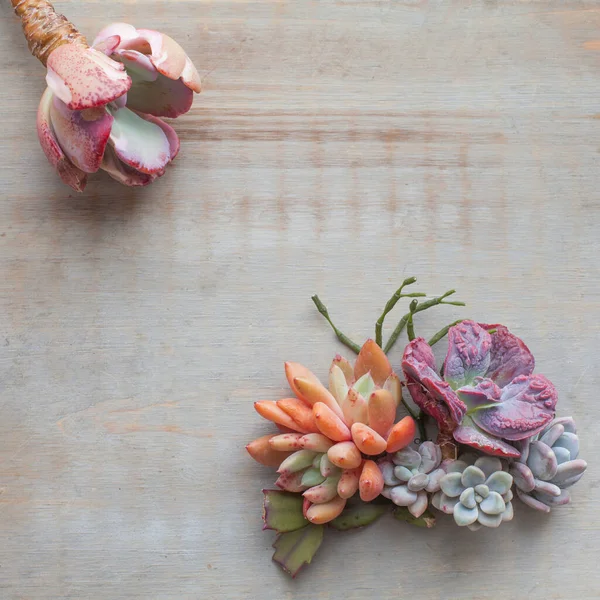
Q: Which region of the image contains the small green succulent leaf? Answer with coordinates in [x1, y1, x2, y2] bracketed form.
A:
[262, 489, 307, 533]
[392, 506, 436, 528]
[329, 501, 388, 531]
[272, 524, 325, 578]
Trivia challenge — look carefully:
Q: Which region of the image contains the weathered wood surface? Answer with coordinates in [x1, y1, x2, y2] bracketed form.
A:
[0, 1, 599, 598]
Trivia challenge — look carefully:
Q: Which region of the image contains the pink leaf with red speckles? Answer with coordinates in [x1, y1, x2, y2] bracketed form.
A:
[37, 88, 88, 191]
[471, 373, 557, 441]
[453, 416, 521, 458]
[46, 44, 131, 111]
[402, 338, 467, 428]
[49, 96, 113, 174]
[480, 324, 535, 388]
[443, 321, 492, 390]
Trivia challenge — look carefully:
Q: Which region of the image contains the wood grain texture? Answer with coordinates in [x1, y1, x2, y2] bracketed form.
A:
[0, 1, 599, 598]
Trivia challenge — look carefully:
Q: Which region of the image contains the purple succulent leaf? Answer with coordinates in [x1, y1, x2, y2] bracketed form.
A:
[480, 324, 535, 388]
[453, 416, 521, 458]
[457, 377, 502, 408]
[443, 321, 492, 390]
[509, 462, 536, 492]
[403, 338, 467, 428]
[272, 524, 324, 578]
[533, 489, 571, 507]
[471, 373, 557, 441]
[516, 488, 551, 513]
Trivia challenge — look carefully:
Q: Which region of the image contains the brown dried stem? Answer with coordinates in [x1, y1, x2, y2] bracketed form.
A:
[11, 0, 87, 66]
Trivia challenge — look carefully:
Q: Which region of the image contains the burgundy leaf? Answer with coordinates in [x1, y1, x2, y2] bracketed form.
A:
[402, 338, 467, 428]
[453, 416, 521, 458]
[472, 374, 557, 441]
[481, 324, 535, 388]
[443, 321, 492, 390]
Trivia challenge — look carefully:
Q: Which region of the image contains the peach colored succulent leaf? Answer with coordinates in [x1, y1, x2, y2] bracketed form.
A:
[271, 524, 324, 578]
[443, 321, 492, 390]
[262, 490, 308, 533]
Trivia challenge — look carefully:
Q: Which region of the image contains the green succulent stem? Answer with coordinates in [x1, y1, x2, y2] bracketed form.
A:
[374, 277, 425, 347]
[311, 295, 361, 354]
[383, 289, 466, 354]
[406, 299, 418, 341]
[428, 319, 464, 347]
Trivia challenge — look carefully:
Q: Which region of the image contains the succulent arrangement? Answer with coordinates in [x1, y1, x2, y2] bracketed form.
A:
[11, 0, 200, 190]
[247, 278, 588, 577]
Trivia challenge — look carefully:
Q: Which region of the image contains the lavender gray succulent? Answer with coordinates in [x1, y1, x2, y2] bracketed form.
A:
[510, 416, 587, 513]
[380, 442, 445, 518]
[431, 455, 514, 530]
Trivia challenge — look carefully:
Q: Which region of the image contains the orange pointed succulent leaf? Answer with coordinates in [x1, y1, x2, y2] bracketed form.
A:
[367, 389, 396, 438]
[285, 362, 321, 400]
[359, 460, 384, 502]
[254, 401, 308, 433]
[277, 398, 319, 433]
[247, 435, 294, 468]
[354, 339, 393, 386]
[305, 496, 346, 525]
[351, 423, 387, 455]
[294, 377, 345, 420]
[313, 403, 352, 442]
[269, 433, 305, 452]
[327, 441, 362, 469]
[386, 416, 417, 453]
[331, 355, 354, 385]
[337, 467, 361, 499]
[341, 387, 368, 427]
[299, 433, 335, 452]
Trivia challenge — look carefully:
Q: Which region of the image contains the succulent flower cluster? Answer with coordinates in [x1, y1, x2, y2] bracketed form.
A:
[247, 340, 416, 524]
[12, 1, 200, 190]
[247, 281, 588, 577]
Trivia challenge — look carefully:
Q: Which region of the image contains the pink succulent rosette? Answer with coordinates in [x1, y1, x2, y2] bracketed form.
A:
[37, 23, 201, 191]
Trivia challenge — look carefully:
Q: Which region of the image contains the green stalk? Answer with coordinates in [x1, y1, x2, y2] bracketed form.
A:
[374, 277, 425, 347]
[406, 299, 418, 341]
[311, 295, 361, 354]
[383, 289, 466, 354]
[428, 319, 464, 346]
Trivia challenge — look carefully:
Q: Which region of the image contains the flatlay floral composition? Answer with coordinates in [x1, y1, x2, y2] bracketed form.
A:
[11, 0, 200, 191]
[247, 278, 587, 577]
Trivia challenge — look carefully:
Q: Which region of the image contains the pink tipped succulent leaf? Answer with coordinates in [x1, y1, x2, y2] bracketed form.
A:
[46, 44, 131, 111]
[93, 23, 201, 118]
[402, 338, 467, 425]
[37, 88, 88, 191]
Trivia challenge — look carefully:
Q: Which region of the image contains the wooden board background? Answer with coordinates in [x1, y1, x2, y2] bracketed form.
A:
[0, 0, 599, 598]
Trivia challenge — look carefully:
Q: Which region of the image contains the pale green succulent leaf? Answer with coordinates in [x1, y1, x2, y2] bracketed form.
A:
[272, 524, 324, 578]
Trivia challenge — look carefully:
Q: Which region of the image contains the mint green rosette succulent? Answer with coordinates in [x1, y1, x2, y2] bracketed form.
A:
[510, 416, 587, 513]
[432, 455, 514, 530]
